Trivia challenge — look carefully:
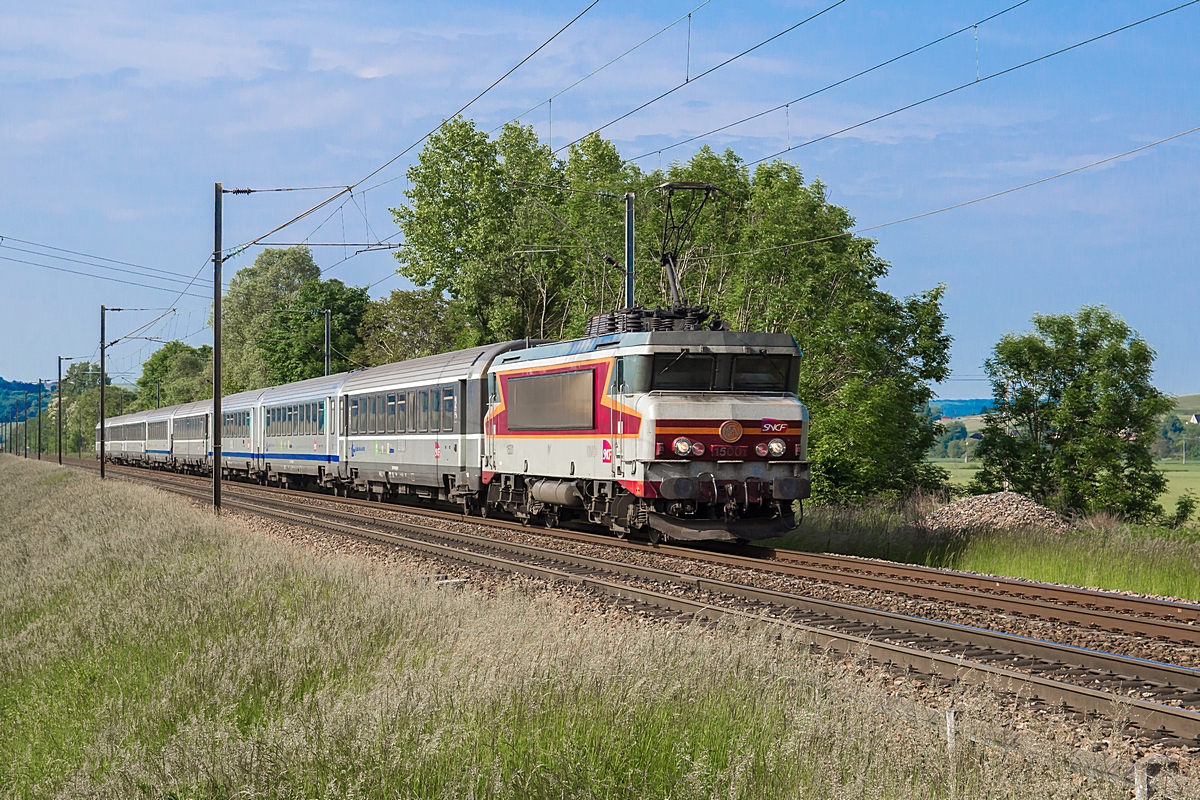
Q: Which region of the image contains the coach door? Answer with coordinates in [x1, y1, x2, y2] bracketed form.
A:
[432, 385, 459, 487]
[484, 373, 498, 472]
[610, 358, 627, 477]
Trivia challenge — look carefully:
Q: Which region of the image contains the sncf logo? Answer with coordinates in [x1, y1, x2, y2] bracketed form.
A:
[601, 439, 613, 464]
[761, 419, 789, 433]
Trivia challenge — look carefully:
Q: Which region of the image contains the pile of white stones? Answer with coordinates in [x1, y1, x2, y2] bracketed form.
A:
[919, 491, 1070, 533]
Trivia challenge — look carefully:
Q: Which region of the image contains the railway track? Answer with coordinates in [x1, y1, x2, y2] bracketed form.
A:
[65, 457, 1200, 742]
[67, 458, 1200, 643]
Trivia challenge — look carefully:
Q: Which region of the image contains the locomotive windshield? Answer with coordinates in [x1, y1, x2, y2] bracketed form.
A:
[651, 353, 715, 390]
[731, 355, 792, 391]
[616, 352, 798, 393]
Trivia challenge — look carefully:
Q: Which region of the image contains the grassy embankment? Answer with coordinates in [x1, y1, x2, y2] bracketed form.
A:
[768, 492, 1200, 602]
[813, 401, 1200, 599]
[0, 456, 1127, 799]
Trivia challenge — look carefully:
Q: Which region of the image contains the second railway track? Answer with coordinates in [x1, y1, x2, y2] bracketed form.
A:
[71, 458, 1200, 743]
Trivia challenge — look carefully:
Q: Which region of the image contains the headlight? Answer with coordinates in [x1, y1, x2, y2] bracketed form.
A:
[673, 437, 693, 457]
[755, 442, 769, 457]
[768, 438, 786, 457]
[691, 441, 706, 456]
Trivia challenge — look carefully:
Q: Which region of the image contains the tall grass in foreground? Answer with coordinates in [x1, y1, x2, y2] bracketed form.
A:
[770, 498, 1200, 601]
[0, 458, 1148, 798]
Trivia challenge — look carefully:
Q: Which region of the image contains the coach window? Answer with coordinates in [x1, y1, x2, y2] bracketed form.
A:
[419, 390, 429, 432]
[442, 387, 455, 432]
[349, 398, 358, 435]
[311, 403, 317, 434]
[385, 394, 396, 434]
[431, 390, 441, 432]
[317, 402, 324, 435]
[407, 392, 417, 432]
[306, 403, 313, 435]
[376, 394, 384, 433]
[396, 394, 406, 434]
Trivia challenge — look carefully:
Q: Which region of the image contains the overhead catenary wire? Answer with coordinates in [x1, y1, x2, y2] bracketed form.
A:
[746, 0, 1200, 166]
[488, 0, 715, 135]
[629, 0, 1031, 162]
[227, 0, 602, 259]
[0, 254, 210, 299]
[703, 123, 1200, 260]
[555, 0, 850, 154]
[0, 243, 213, 290]
[0, 234, 215, 286]
[516, 187, 620, 266]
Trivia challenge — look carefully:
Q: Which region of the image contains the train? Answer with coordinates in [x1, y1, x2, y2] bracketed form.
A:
[98, 321, 811, 543]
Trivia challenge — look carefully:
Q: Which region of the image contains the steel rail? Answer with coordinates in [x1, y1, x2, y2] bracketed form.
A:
[76, 461, 1200, 742]
[739, 546, 1200, 625]
[67, 458, 1200, 642]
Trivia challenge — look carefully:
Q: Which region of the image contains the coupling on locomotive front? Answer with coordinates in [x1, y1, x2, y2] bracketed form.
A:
[484, 316, 810, 543]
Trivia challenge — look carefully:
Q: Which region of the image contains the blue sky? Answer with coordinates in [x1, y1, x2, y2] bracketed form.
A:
[1, 0, 1197, 399]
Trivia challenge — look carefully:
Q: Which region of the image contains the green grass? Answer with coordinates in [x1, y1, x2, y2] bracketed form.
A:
[1155, 460, 1200, 511]
[1172, 393, 1200, 419]
[770, 494, 1200, 601]
[0, 456, 1134, 799]
[927, 457, 982, 487]
[930, 456, 1200, 512]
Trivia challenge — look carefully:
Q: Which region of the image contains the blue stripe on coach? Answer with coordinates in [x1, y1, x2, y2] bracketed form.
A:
[210, 451, 340, 463]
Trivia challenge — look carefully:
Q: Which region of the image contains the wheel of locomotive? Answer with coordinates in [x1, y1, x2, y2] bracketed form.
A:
[647, 528, 663, 546]
[544, 512, 559, 529]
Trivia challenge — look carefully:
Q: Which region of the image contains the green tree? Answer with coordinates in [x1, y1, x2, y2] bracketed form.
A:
[258, 278, 369, 384]
[129, 341, 212, 411]
[970, 306, 1171, 521]
[356, 288, 468, 366]
[392, 126, 952, 503]
[219, 246, 321, 392]
[393, 118, 612, 343]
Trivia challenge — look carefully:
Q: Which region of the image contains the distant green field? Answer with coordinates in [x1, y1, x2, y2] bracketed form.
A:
[929, 457, 1200, 511]
[928, 458, 981, 487]
[1173, 393, 1200, 419]
[1157, 461, 1200, 510]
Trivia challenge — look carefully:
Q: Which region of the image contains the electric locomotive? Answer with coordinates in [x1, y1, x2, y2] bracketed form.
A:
[481, 313, 809, 542]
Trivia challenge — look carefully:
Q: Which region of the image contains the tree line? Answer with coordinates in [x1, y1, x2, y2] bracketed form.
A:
[30, 117, 1179, 521]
